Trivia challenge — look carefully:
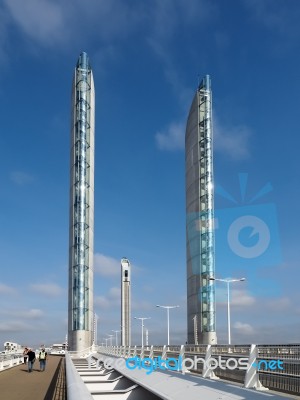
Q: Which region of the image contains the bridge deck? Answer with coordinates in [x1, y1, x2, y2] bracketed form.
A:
[0, 356, 65, 400]
[82, 354, 299, 400]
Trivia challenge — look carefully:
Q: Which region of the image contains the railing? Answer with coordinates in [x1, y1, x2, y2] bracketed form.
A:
[96, 343, 300, 396]
[0, 354, 24, 371]
[257, 344, 300, 395]
[65, 352, 94, 400]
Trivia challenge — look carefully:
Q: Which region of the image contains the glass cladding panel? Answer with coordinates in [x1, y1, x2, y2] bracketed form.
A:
[71, 63, 93, 331]
[199, 140, 205, 157]
[85, 165, 90, 185]
[86, 128, 90, 144]
[198, 84, 216, 333]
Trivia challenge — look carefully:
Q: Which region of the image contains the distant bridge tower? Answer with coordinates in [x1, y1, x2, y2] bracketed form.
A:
[121, 258, 131, 346]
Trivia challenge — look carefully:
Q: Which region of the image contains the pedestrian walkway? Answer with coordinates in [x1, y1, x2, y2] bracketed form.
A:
[0, 355, 65, 400]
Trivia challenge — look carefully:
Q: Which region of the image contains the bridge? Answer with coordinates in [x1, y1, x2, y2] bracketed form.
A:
[1, 344, 299, 399]
[0, 354, 65, 400]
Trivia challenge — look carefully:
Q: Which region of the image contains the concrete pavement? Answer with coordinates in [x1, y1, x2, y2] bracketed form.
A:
[0, 355, 65, 400]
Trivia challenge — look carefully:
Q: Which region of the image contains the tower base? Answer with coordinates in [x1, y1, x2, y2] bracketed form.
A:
[68, 330, 92, 352]
[199, 331, 217, 345]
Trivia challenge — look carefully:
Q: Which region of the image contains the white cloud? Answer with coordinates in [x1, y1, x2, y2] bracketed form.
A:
[0, 308, 44, 319]
[234, 321, 255, 335]
[1, 0, 215, 70]
[94, 253, 143, 277]
[265, 297, 291, 311]
[231, 289, 256, 306]
[27, 309, 44, 319]
[4, 0, 66, 47]
[243, 0, 300, 39]
[0, 321, 32, 332]
[10, 171, 34, 185]
[155, 109, 252, 158]
[155, 121, 185, 151]
[0, 283, 16, 295]
[94, 253, 120, 277]
[216, 288, 256, 307]
[94, 296, 110, 309]
[214, 116, 252, 160]
[149, 0, 215, 151]
[132, 300, 153, 311]
[30, 283, 64, 297]
[94, 286, 120, 310]
[109, 287, 121, 299]
[148, 0, 214, 63]
[3, 0, 144, 49]
[147, 33, 193, 111]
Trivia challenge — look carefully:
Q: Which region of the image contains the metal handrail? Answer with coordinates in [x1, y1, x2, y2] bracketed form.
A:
[0, 355, 23, 371]
[97, 343, 300, 395]
[65, 352, 94, 400]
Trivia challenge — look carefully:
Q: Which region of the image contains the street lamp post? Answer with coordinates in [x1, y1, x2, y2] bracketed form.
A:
[112, 330, 120, 346]
[209, 277, 245, 345]
[93, 313, 98, 346]
[134, 317, 151, 347]
[156, 305, 179, 346]
[193, 315, 198, 345]
[106, 334, 113, 346]
[145, 328, 149, 346]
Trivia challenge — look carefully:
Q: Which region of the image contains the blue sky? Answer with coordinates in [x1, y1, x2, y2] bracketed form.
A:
[0, 0, 299, 349]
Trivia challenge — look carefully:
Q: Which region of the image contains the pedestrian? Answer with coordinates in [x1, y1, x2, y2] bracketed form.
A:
[27, 348, 36, 373]
[39, 348, 47, 371]
[23, 347, 28, 364]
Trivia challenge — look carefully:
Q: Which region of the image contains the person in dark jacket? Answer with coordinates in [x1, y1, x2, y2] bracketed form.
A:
[27, 348, 36, 372]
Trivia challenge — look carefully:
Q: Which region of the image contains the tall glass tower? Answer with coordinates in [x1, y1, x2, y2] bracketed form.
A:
[185, 75, 217, 345]
[68, 52, 95, 351]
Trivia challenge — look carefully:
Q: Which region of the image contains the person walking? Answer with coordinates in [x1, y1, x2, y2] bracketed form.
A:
[39, 348, 47, 371]
[23, 347, 28, 364]
[27, 348, 36, 372]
